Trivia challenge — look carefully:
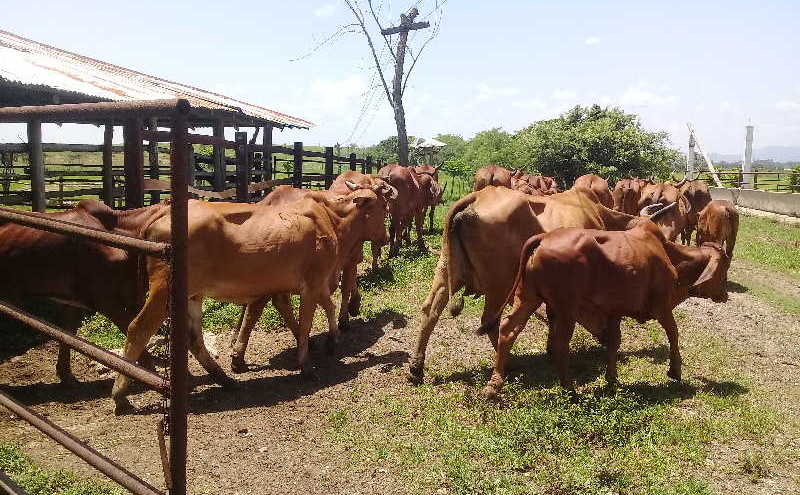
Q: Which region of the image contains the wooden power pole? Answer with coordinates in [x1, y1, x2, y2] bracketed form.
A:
[381, 8, 429, 166]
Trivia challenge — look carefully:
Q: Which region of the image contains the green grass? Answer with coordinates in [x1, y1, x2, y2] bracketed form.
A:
[734, 215, 800, 278]
[0, 443, 122, 495]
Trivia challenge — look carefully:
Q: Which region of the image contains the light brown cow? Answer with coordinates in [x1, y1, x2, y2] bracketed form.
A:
[638, 182, 691, 241]
[612, 178, 652, 214]
[696, 200, 738, 258]
[572, 174, 613, 209]
[408, 186, 667, 383]
[677, 179, 712, 244]
[480, 219, 730, 398]
[111, 188, 391, 413]
[473, 165, 515, 191]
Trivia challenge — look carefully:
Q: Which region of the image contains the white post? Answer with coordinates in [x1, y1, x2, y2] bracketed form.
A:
[687, 133, 696, 180]
[741, 124, 754, 189]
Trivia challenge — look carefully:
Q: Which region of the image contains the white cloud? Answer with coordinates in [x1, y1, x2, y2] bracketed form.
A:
[776, 100, 800, 111]
[551, 89, 577, 101]
[584, 36, 601, 46]
[619, 85, 678, 107]
[314, 4, 335, 17]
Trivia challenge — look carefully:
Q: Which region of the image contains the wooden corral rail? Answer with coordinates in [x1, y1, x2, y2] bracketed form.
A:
[1, 136, 385, 209]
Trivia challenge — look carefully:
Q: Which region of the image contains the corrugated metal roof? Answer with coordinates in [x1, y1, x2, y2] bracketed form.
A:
[0, 29, 313, 129]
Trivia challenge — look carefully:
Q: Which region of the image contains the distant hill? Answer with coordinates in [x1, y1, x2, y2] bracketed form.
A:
[710, 146, 800, 164]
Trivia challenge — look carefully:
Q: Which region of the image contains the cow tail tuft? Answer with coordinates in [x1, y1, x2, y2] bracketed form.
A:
[444, 194, 479, 318]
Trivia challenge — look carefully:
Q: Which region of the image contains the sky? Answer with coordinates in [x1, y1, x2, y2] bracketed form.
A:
[1, 0, 799, 155]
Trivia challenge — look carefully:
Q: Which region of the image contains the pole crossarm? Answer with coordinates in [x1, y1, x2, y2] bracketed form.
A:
[381, 21, 430, 35]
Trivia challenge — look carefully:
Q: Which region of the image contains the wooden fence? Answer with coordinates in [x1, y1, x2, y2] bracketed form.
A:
[0, 138, 384, 209]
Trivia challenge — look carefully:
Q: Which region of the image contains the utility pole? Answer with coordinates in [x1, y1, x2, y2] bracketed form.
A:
[742, 123, 754, 189]
[381, 8, 429, 166]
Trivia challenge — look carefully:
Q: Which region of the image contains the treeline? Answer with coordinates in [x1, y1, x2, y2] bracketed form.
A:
[347, 104, 685, 189]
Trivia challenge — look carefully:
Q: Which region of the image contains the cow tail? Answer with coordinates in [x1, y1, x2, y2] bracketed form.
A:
[726, 207, 739, 258]
[444, 192, 479, 318]
[475, 233, 545, 335]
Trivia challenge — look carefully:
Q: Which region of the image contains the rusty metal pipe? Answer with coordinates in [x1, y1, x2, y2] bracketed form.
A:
[0, 301, 168, 394]
[0, 207, 169, 259]
[0, 391, 164, 495]
[0, 99, 190, 123]
[0, 471, 28, 495]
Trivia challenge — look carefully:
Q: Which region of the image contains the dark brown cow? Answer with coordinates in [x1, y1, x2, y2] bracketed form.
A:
[112, 188, 392, 413]
[638, 182, 691, 241]
[473, 165, 515, 191]
[0, 200, 168, 382]
[612, 178, 652, 215]
[408, 186, 669, 383]
[572, 174, 613, 209]
[696, 200, 738, 258]
[378, 163, 426, 256]
[480, 220, 730, 398]
[678, 179, 712, 244]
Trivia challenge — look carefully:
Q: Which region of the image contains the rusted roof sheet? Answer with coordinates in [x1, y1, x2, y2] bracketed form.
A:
[0, 29, 313, 129]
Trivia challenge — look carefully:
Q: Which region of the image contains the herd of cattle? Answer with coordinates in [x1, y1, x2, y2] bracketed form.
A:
[0, 162, 740, 412]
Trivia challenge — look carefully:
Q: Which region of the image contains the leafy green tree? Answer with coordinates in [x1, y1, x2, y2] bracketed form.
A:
[511, 105, 681, 187]
[446, 128, 516, 177]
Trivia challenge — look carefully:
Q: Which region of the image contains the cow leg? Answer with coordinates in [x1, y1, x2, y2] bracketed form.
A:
[414, 211, 426, 249]
[427, 205, 435, 234]
[552, 316, 577, 389]
[112, 280, 169, 415]
[408, 257, 452, 384]
[545, 306, 556, 356]
[338, 261, 358, 332]
[658, 312, 682, 381]
[481, 292, 505, 351]
[348, 286, 362, 318]
[296, 294, 318, 378]
[319, 294, 339, 356]
[370, 240, 382, 270]
[187, 296, 232, 386]
[604, 317, 622, 385]
[228, 304, 247, 348]
[55, 307, 86, 384]
[388, 217, 399, 257]
[482, 298, 537, 400]
[230, 297, 268, 373]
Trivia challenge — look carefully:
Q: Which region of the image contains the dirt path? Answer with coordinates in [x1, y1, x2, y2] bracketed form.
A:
[1, 257, 799, 494]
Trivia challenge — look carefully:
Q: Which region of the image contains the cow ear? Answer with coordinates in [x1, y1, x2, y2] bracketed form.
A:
[692, 256, 719, 287]
[353, 195, 374, 207]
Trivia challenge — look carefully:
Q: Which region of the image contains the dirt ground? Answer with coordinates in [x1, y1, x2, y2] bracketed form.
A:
[1, 257, 799, 494]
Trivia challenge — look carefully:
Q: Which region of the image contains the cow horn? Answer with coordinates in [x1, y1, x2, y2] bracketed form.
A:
[639, 203, 663, 216]
[648, 202, 678, 220]
[345, 180, 360, 191]
[675, 178, 687, 188]
[377, 183, 398, 200]
[434, 164, 442, 172]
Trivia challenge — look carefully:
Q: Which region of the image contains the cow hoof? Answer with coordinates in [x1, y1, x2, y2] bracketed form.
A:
[211, 370, 237, 387]
[114, 398, 135, 416]
[230, 357, 248, 374]
[348, 293, 362, 317]
[407, 364, 424, 385]
[667, 368, 682, 381]
[480, 385, 500, 401]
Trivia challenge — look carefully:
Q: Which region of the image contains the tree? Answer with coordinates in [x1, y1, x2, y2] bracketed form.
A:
[344, 1, 444, 166]
[512, 105, 681, 187]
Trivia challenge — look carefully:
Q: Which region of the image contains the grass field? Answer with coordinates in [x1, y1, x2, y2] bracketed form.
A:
[1, 193, 799, 494]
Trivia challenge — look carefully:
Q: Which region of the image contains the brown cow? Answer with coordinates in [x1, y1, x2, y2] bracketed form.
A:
[696, 200, 738, 258]
[573, 174, 613, 209]
[378, 163, 426, 256]
[407, 186, 669, 383]
[638, 182, 691, 241]
[414, 165, 443, 232]
[612, 178, 652, 214]
[677, 179, 712, 244]
[111, 188, 391, 413]
[480, 220, 730, 398]
[473, 165, 516, 191]
[0, 200, 168, 382]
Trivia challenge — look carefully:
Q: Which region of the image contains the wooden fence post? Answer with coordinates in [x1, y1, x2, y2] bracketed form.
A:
[366, 156, 373, 175]
[147, 118, 160, 204]
[235, 132, 250, 202]
[123, 118, 144, 209]
[188, 143, 196, 188]
[26, 120, 45, 212]
[102, 124, 114, 206]
[212, 120, 225, 192]
[262, 125, 273, 182]
[349, 153, 357, 172]
[293, 142, 303, 188]
[324, 147, 334, 188]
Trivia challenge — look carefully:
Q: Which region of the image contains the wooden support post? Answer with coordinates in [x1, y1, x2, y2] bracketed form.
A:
[349, 153, 357, 172]
[366, 155, 373, 175]
[262, 125, 273, 182]
[123, 118, 144, 209]
[147, 118, 160, 204]
[324, 147, 334, 189]
[212, 120, 225, 192]
[102, 124, 114, 206]
[188, 143, 196, 188]
[235, 132, 250, 202]
[27, 120, 45, 212]
[293, 142, 303, 188]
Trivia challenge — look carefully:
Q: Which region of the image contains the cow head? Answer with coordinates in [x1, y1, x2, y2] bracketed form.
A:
[345, 181, 391, 246]
[690, 242, 730, 303]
